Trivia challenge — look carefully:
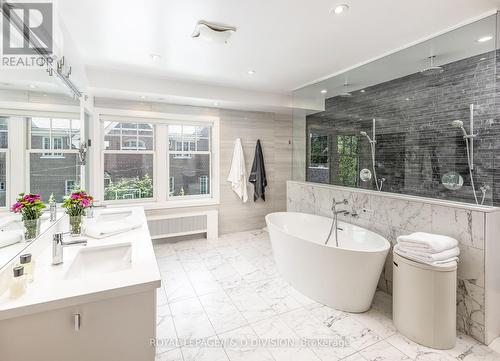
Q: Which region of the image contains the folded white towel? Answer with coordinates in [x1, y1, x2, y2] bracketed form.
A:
[227, 138, 248, 203]
[84, 217, 142, 239]
[0, 231, 23, 248]
[397, 232, 458, 253]
[394, 244, 459, 266]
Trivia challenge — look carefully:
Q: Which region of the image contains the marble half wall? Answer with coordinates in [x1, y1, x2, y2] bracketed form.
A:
[287, 180, 500, 344]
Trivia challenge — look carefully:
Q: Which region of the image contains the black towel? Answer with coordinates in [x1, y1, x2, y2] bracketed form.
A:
[249, 139, 267, 202]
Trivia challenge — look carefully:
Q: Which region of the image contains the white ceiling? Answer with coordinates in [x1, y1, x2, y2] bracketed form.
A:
[58, 0, 500, 95]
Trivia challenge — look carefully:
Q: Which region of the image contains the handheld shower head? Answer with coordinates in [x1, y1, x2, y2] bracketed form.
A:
[360, 131, 368, 137]
[452, 120, 468, 137]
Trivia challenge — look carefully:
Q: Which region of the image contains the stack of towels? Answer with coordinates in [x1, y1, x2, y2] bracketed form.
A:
[394, 232, 460, 266]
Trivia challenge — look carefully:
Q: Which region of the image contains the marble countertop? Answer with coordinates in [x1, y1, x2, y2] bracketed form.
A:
[0, 207, 161, 321]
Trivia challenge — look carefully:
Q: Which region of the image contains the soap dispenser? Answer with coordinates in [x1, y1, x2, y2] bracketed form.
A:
[10, 266, 27, 298]
[19, 253, 34, 282]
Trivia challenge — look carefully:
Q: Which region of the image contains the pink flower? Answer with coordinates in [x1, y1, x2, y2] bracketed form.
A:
[10, 202, 23, 212]
[79, 199, 90, 207]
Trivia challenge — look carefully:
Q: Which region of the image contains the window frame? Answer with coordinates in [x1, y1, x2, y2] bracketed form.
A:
[167, 124, 212, 200]
[27, 116, 83, 202]
[0, 119, 8, 209]
[102, 120, 156, 203]
[96, 109, 219, 209]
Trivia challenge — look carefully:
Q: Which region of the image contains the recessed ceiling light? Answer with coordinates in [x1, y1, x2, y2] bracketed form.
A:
[29, 84, 37, 89]
[360, 89, 366, 93]
[477, 35, 493, 43]
[321, 89, 328, 94]
[331, 4, 349, 15]
[480, 57, 487, 61]
[405, 98, 410, 101]
[247, 70, 255, 75]
[150, 54, 161, 61]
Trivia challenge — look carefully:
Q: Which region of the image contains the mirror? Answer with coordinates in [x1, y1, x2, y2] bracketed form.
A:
[442, 172, 464, 191]
[360, 168, 372, 182]
[292, 14, 498, 206]
[0, 3, 84, 269]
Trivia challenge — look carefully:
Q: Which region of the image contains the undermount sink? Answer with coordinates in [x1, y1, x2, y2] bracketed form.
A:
[64, 243, 132, 280]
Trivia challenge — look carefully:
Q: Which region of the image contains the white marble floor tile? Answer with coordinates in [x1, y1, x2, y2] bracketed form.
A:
[220, 326, 274, 361]
[170, 298, 216, 339]
[156, 347, 184, 361]
[360, 340, 410, 361]
[226, 284, 276, 323]
[156, 304, 178, 352]
[199, 291, 248, 334]
[181, 336, 229, 361]
[187, 270, 224, 296]
[386, 333, 456, 361]
[349, 308, 397, 339]
[163, 271, 198, 303]
[254, 278, 303, 314]
[251, 316, 321, 361]
[446, 333, 500, 361]
[280, 308, 357, 360]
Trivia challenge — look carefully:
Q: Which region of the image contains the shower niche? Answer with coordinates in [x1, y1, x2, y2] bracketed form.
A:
[293, 13, 500, 207]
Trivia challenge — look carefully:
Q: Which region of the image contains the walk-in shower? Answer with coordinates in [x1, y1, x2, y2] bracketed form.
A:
[360, 118, 383, 191]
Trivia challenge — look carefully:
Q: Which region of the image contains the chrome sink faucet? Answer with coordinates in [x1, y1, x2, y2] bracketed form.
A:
[325, 198, 348, 247]
[52, 232, 88, 265]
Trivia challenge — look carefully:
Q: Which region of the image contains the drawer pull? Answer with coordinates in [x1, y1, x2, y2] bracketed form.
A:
[74, 313, 81, 331]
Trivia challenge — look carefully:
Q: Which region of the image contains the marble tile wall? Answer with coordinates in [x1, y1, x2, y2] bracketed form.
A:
[287, 180, 489, 343]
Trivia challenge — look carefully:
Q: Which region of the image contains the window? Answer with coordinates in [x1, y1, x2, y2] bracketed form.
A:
[169, 177, 175, 196]
[65, 180, 78, 195]
[29, 117, 81, 202]
[337, 135, 359, 187]
[309, 133, 328, 168]
[168, 125, 211, 197]
[199, 176, 208, 195]
[0, 118, 7, 207]
[42, 136, 64, 157]
[103, 121, 154, 201]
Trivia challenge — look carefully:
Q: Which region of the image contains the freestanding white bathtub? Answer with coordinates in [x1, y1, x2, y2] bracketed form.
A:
[265, 212, 390, 313]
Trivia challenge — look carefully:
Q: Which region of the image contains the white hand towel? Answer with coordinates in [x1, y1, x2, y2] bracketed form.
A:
[227, 138, 248, 203]
[395, 244, 459, 263]
[0, 231, 23, 248]
[397, 232, 458, 253]
[84, 217, 142, 239]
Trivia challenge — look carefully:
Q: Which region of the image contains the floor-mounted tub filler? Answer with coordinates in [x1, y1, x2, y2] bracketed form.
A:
[265, 212, 390, 312]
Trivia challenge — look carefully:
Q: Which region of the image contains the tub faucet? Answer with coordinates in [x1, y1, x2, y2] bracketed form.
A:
[52, 232, 87, 265]
[326, 198, 348, 247]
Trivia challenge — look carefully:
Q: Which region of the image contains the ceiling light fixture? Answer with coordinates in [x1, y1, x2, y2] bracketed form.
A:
[477, 35, 493, 43]
[29, 84, 37, 88]
[360, 89, 366, 93]
[214, 102, 219, 106]
[150, 54, 161, 62]
[321, 89, 328, 94]
[140, 95, 146, 99]
[331, 4, 349, 15]
[247, 70, 255, 75]
[192, 20, 236, 44]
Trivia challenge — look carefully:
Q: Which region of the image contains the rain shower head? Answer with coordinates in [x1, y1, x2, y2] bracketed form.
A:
[420, 56, 444, 76]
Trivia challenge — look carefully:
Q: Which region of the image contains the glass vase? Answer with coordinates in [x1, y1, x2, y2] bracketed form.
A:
[23, 218, 40, 240]
[69, 215, 83, 235]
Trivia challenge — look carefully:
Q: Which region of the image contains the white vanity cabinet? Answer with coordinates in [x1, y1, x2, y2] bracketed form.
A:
[0, 289, 156, 361]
